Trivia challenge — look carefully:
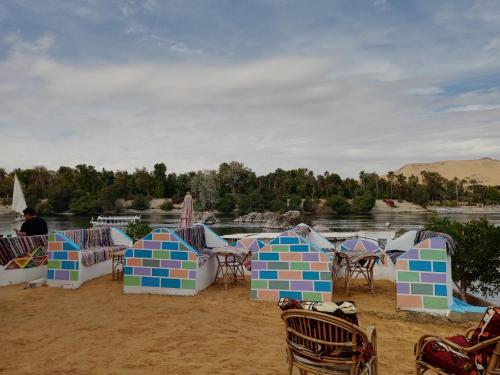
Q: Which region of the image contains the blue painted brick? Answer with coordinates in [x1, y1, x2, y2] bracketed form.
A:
[47, 269, 54, 280]
[162, 241, 179, 250]
[269, 237, 280, 245]
[279, 291, 302, 300]
[124, 266, 133, 275]
[303, 271, 320, 280]
[433, 261, 446, 273]
[161, 278, 181, 288]
[61, 261, 75, 270]
[435, 284, 447, 296]
[63, 241, 78, 250]
[171, 251, 188, 260]
[152, 268, 169, 277]
[280, 237, 300, 245]
[75, 262, 79, 270]
[290, 245, 309, 252]
[125, 249, 134, 257]
[134, 250, 152, 258]
[143, 233, 153, 240]
[259, 270, 278, 279]
[141, 277, 160, 287]
[409, 260, 432, 272]
[259, 253, 279, 261]
[314, 281, 331, 292]
[53, 252, 68, 260]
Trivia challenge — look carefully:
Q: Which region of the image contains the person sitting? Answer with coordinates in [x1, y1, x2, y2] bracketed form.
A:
[13, 207, 48, 236]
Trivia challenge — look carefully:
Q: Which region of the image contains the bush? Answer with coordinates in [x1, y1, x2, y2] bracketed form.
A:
[327, 195, 351, 214]
[237, 191, 266, 214]
[270, 198, 286, 213]
[69, 194, 102, 214]
[302, 198, 316, 213]
[125, 221, 152, 241]
[35, 200, 54, 215]
[131, 194, 149, 210]
[287, 195, 302, 210]
[352, 192, 375, 212]
[160, 200, 174, 211]
[216, 195, 236, 213]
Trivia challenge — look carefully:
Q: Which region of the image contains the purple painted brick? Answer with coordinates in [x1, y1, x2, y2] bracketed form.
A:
[404, 249, 419, 260]
[189, 270, 196, 279]
[134, 267, 151, 276]
[48, 252, 53, 259]
[430, 238, 446, 249]
[397, 282, 410, 294]
[302, 253, 319, 261]
[290, 281, 314, 291]
[55, 270, 70, 280]
[421, 273, 446, 283]
[160, 260, 182, 268]
[251, 270, 259, 279]
[252, 261, 267, 270]
[144, 241, 162, 249]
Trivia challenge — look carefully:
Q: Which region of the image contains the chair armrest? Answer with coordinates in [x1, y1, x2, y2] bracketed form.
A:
[465, 327, 476, 339]
[415, 335, 500, 357]
[366, 325, 377, 356]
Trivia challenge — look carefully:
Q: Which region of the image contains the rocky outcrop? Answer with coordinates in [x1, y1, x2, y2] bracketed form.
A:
[234, 210, 301, 229]
[196, 211, 218, 224]
[312, 224, 329, 232]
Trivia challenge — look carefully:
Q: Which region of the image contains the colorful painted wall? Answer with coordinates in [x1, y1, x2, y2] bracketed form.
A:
[396, 237, 453, 314]
[123, 225, 226, 296]
[251, 230, 333, 302]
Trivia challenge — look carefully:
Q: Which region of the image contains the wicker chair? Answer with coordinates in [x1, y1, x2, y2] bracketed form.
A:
[281, 310, 377, 375]
[415, 327, 500, 374]
[337, 252, 379, 296]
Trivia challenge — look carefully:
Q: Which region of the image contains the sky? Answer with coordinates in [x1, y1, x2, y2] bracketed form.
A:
[0, 0, 500, 177]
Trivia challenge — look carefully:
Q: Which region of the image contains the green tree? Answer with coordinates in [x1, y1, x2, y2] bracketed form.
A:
[425, 216, 500, 301]
[152, 163, 167, 198]
[351, 192, 375, 212]
[190, 170, 219, 210]
[327, 195, 351, 214]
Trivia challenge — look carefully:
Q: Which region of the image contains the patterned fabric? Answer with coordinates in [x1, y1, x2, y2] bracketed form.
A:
[292, 225, 311, 238]
[470, 307, 500, 372]
[62, 228, 113, 249]
[81, 246, 126, 266]
[4, 246, 48, 269]
[197, 248, 216, 267]
[175, 225, 206, 252]
[386, 249, 405, 264]
[278, 298, 358, 325]
[415, 230, 456, 256]
[421, 335, 477, 375]
[0, 235, 48, 266]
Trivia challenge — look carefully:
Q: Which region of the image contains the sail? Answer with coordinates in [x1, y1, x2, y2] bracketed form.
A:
[12, 175, 27, 214]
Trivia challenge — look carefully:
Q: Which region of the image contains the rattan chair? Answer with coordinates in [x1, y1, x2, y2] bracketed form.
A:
[337, 252, 379, 296]
[415, 327, 500, 374]
[281, 310, 377, 375]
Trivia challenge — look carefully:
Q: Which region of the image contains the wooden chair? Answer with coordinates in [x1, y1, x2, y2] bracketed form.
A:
[337, 252, 379, 296]
[415, 327, 500, 374]
[281, 310, 377, 375]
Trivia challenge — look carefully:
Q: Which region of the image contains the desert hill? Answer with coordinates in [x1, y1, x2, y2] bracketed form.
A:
[394, 157, 500, 186]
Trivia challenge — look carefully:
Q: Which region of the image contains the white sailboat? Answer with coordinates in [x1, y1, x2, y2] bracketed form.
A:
[12, 174, 27, 221]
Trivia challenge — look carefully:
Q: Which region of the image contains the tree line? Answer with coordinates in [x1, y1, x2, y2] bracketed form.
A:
[0, 162, 499, 215]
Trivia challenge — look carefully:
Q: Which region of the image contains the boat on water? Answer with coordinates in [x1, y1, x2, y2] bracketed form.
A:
[12, 175, 27, 221]
[90, 215, 141, 227]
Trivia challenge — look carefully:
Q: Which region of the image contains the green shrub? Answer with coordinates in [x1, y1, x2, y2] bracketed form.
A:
[125, 221, 152, 241]
[160, 200, 174, 211]
[216, 195, 236, 213]
[270, 198, 286, 213]
[35, 200, 54, 215]
[302, 198, 316, 213]
[287, 195, 302, 210]
[351, 192, 375, 212]
[131, 194, 149, 210]
[327, 195, 351, 214]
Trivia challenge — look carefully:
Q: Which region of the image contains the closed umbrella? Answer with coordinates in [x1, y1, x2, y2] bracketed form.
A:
[179, 192, 193, 229]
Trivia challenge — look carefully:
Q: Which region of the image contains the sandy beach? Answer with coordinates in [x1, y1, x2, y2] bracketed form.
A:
[0, 277, 472, 375]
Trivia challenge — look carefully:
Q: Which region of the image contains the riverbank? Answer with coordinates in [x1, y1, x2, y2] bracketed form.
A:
[0, 277, 472, 374]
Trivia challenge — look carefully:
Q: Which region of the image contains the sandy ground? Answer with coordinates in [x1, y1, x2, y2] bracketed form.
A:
[0, 277, 473, 375]
[394, 157, 500, 186]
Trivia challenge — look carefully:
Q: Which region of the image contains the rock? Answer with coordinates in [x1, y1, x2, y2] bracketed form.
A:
[234, 210, 301, 229]
[312, 224, 329, 232]
[233, 212, 277, 223]
[196, 211, 218, 224]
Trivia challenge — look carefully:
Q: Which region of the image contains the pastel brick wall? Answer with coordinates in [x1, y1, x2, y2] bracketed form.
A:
[123, 228, 198, 290]
[251, 231, 332, 301]
[396, 237, 451, 311]
[47, 233, 80, 282]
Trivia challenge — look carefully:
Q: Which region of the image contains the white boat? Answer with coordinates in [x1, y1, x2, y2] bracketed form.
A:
[12, 175, 27, 221]
[90, 215, 141, 227]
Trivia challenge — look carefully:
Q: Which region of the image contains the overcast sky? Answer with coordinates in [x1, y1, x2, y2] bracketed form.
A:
[1, 0, 499, 177]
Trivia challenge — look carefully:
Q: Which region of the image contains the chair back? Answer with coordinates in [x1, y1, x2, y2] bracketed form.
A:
[281, 309, 369, 374]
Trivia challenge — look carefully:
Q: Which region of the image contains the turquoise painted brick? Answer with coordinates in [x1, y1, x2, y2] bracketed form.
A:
[290, 244, 309, 252]
[433, 261, 446, 273]
[303, 271, 320, 280]
[267, 261, 289, 270]
[434, 284, 448, 296]
[409, 260, 432, 272]
[279, 291, 302, 299]
[162, 241, 179, 250]
[280, 237, 300, 245]
[314, 281, 331, 292]
[259, 271, 278, 279]
[260, 253, 279, 261]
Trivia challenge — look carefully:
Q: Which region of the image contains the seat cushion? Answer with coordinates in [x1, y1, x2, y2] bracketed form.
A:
[421, 335, 478, 375]
[81, 245, 126, 266]
[469, 307, 500, 371]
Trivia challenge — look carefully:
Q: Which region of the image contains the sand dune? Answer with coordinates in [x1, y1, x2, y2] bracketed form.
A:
[0, 277, 472, 374]
[394, 157, 500, 186]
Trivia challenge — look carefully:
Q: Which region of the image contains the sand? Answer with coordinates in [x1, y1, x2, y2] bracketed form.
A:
[370, 200, 428, 213]
[394, 157, 500, 186]
[0, 278, 472, 375]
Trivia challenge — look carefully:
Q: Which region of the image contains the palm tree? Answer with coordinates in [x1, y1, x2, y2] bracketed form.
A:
[387, 171, 395, 198]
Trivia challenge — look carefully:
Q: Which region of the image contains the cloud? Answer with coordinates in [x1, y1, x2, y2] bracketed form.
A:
[442, 104, 500, 112]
